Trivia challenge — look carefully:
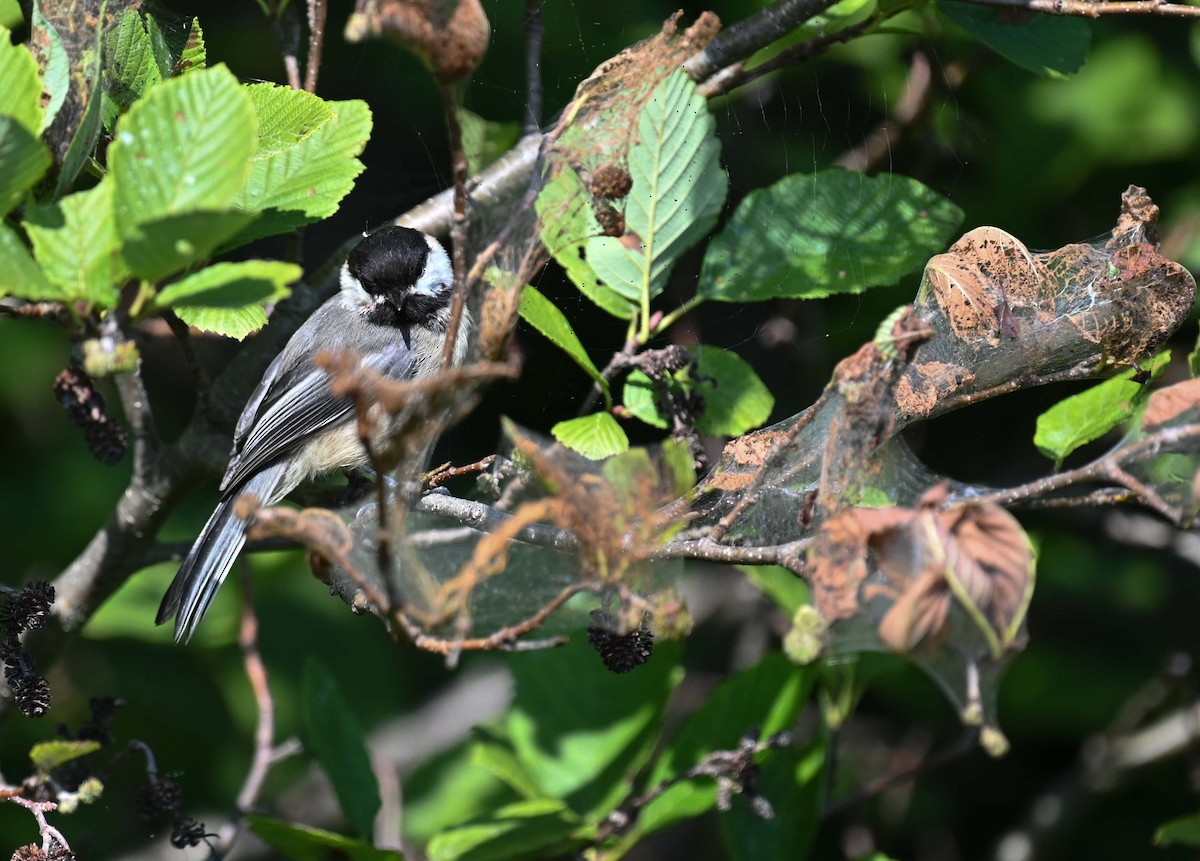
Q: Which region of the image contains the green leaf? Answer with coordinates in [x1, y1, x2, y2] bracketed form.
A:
[586, 69, 727, 304]
[156, 259, 299, 308]
[719, 739, 826, 861]
[551, 413, 629, 460]
[623, 345, 774, 437]
[504, 636, 683, 820]
[25, 179, 125, 306]
[30, 739, 102, 772]
[0, 24, 43, 134]
[245, 82, 334, 158]
[639, 654, 816, 838]
[648, 653, 814, 788]
[119, 210, 257, 283]
[0, 118, 51, 217]
[31, 4, 69, 132]
[426, 799, 581, 861]
[402, 741, 515, 845]
[1155, 812, 1200, 848]
[227, 97, 371, 247]
[518, 285, 606, 393]
[102, 10, 165, 130]
[172, 304, 267, 339]
[301, 657, 381, 839]
[174, 18, 206, 73]
[1190, 329, 1200, 377]
[109, 64, 255, 233]
[144, 14, 175, 80]
[536, 163, 635, 319]
[0, 0, 21, 28]
[0, 222, 59, 300]
[459, 108, 521, 175]
[247, 814, 404, 861]
[940, 1, 1091, 78]
[1034, 352, 1170, 468]
[53, 18, 104, 198]
[699, 169, 963, 302]
[740, 564, 810, 617]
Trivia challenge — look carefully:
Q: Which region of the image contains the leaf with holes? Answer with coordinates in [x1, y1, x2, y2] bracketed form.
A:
[586, 69, 726, 305]
[699, 170, 963, 302]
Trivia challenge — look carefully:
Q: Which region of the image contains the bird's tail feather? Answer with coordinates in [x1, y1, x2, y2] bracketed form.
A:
[156, 463, 289, 643]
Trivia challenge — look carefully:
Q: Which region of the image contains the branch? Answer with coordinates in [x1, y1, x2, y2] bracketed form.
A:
[963, 0, 1200, 15]
[304, 0, 329, 92]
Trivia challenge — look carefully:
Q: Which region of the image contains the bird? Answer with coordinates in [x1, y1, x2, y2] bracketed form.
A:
[157, 226, 468, 642]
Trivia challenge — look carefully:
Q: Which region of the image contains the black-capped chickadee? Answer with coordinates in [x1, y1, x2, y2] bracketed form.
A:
[157, 226, 467, 642]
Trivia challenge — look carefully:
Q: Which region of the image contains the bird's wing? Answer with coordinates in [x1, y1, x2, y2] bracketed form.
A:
[219, 339, 417, 492]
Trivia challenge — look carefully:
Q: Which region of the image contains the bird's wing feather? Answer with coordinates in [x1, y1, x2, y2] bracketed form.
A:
[220, 340, 417, 492]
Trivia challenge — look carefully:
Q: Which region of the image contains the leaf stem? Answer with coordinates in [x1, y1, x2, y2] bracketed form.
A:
[654, 295, 705, 337]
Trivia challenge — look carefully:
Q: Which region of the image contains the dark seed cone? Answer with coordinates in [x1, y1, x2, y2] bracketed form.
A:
[587, 611, 654, 674]
[53, 365, 127, 465]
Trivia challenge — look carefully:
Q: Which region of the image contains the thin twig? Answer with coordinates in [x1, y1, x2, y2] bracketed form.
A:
[440, 84, 472, 370]
[7, 795, 72, 855]
[270, 1, 303, 90]
[303, 0, 329, 92]
[523, 0, 544, 134]
[162, 311, 212, 417]
[424, 454, 497, 489]
[963, 0, 1200, 15]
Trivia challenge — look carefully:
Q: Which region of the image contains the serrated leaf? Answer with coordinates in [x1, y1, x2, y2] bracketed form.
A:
[167, 259, 299, 340]
[427, 799, 581, 861]
[30, 739, 102, 772]
[245, 82, 334, 158]
[0, 118, 51, 216]
[157, 259, 299, 308]
[518, 285, 606, 392]
[102, 10, 164, 130]
[699, 169, 964, 302]
[174, 303, 269, 340]
[110, 64, 255, 235]
[31, 4, 69, 132]
[301, 658, 381, 839]
[1155, 813, 1200, 848]
[0, 222, 59, 300]
[120, 209, 257, 282]
[536, 163, 635, 319]
[25, 179, 125, 306]
[174, 18, 206, 73]
[551, 413, 629, 460]
[144, 14, 175, 80]
[247, 814, 404, 861]
[227, 98, 371, 247]
[1034, 352, 1170, 468]
[939, 1, 1091, 78]
[623, 345, 774, 437]
[586, 69, 727, 303]
[0, 24, 44, 134]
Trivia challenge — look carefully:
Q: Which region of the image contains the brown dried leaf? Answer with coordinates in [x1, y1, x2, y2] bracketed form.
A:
[1141, 377, 1200, 430]
[807, 507, 915, 622]
[345, 0, 490, 83]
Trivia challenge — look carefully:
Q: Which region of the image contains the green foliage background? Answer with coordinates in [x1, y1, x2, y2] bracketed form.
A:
[1, 1, 1199, 859]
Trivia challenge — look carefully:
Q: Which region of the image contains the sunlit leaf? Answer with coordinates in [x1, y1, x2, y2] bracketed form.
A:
[1155, 812, 1200, 848]
[109, 65, 255, 260]
[623, 345, 774, 437]
[228, 97, 371, 247]
[0, 23, 43, 134]
[551, 413, 629, 460]
[426, 799, 581, 861]
[31, 5, 69, 132]
[175, 17, 206, 73]
[699, 170, 963, 302]
[1034, 352, 1169, 468]
[518, 285, 606, 392]
[0, 222, 59, 300]
[156, 260, 299, 308]
[536, 162, 636, 319]
[25, 179, 125, 306]
[30, 739, 101, 772]
[101, 9, 165, 130]
[247, 814, 404, 861]
[587, 69, 727, 303]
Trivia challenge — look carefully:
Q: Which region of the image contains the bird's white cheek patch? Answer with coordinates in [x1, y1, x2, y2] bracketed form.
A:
[338, 266, 374, 313]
